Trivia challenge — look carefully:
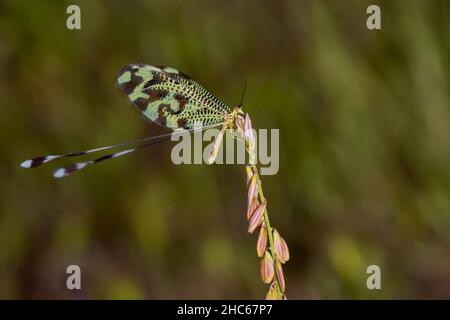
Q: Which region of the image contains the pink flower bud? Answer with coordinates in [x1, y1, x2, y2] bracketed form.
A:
[273, 229, 290, 263]
[256, 223, 268, 257]
[275, 260, 285, 293]
[243, 115, 256, 163]
[246, 166, 253, 185]
[260, 250, 275, 284]
[247, 174, 257, 211]
[248, 200, 266, 234]
[245, 128, 256, 146]
[244, 113, 253, 132]
[247, 196, 259, 220]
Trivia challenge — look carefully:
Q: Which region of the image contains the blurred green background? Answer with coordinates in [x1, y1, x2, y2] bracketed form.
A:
[0, 0, 449, 299]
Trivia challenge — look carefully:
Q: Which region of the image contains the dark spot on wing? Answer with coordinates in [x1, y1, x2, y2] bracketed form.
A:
[177, 118, 188, 128]
[174, 93, 188, 114]
[148, 89, 169, 102]
[133, 89, 169, 111]
[30, 156, 46, 168]
[133, 97, 148, 111]
[156, 103, 170, 127]
[117, 65, 145, 95]
[64, 163, 79, 175]
[142, 71, 166, 90]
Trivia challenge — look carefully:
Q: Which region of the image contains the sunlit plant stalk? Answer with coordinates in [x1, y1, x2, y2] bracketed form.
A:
[208, 112, 289, 299]
[236, 114, 290, 300]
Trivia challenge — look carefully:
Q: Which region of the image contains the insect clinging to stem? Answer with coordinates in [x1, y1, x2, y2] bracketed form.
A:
[20, 64, 246, 177]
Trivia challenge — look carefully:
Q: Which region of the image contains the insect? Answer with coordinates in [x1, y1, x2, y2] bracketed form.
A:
[20, 64, 245, 178]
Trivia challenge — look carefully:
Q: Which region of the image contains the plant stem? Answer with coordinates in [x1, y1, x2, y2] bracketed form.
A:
[250, 164, 283, 298]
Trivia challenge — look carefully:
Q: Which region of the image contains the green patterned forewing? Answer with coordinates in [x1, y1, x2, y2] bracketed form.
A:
[117, 64, 230, 130]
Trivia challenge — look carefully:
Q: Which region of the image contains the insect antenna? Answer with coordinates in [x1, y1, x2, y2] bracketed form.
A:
[238, 73, 268, 109]
[238, 80, 248, 108]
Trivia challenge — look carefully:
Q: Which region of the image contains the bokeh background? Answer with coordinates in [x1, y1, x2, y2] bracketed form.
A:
[0, 0, 449, 299]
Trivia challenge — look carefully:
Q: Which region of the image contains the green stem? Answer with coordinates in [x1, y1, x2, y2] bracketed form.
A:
[239, 117, 283, 299]
[250, 164, 283, 298]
